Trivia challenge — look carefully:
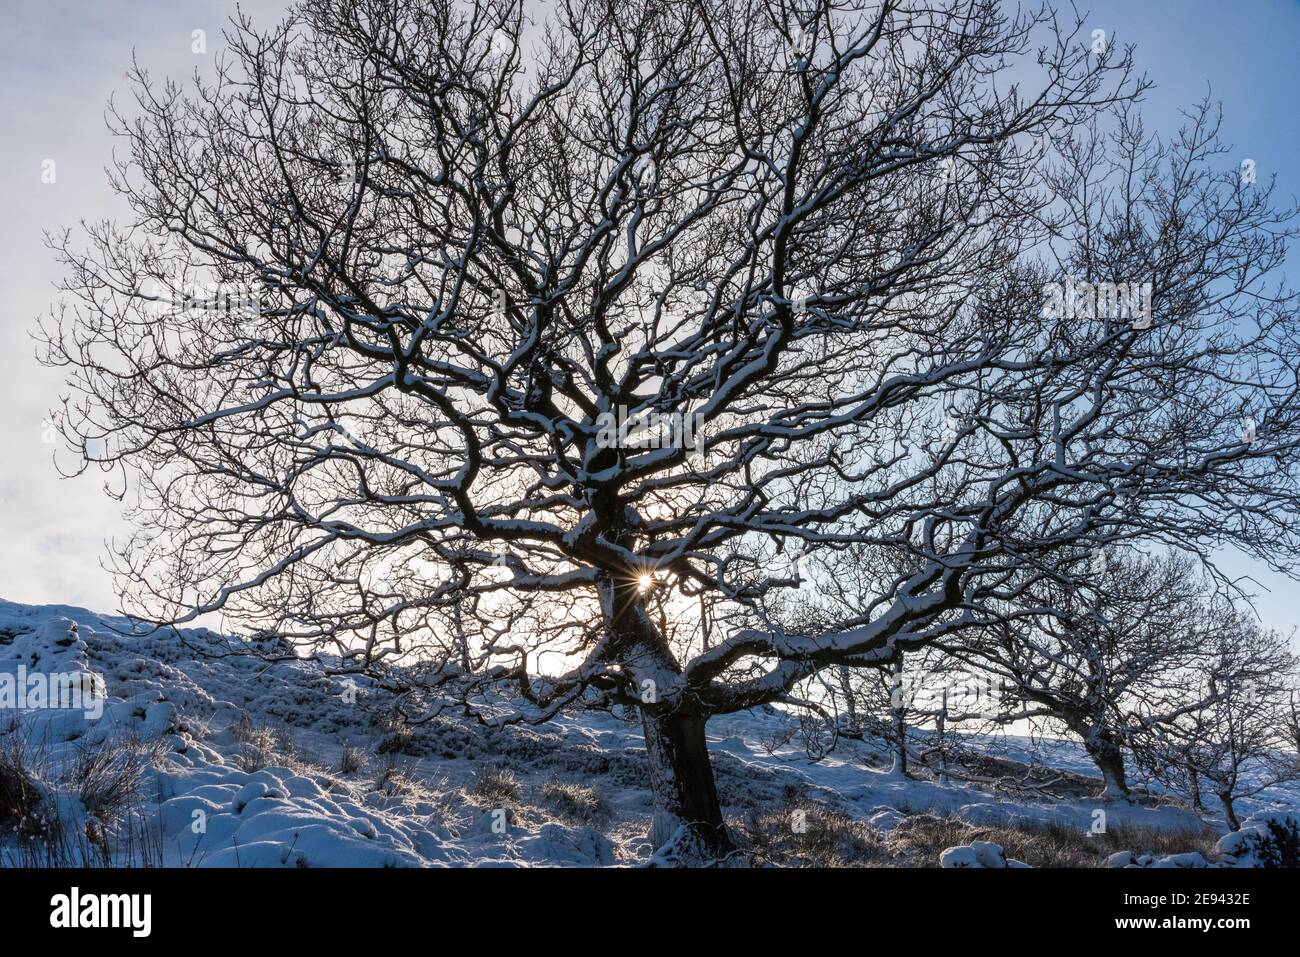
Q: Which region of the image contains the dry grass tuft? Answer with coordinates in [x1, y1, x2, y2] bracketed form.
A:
[229, 713, 284, 772]
[75, 736, 161, 831]
[0, 731, 164, 866]
[737, 787, 893, 867]
[888, 813, 1219, 868]
[0, 735, 50, 839]
[541, 777, 607, 823]
[335, 741, 365, 775]
[472, 766, 522, 805]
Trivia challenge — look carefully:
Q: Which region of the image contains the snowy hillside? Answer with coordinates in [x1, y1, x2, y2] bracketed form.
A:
[2, 598, 1297, 868]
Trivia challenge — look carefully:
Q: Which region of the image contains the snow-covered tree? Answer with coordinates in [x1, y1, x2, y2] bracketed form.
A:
[957, 550, 1214, 800]
[805, 547, 993, 781]
[40, 0, 1300, 860]
[1136, 617, 1300, 830]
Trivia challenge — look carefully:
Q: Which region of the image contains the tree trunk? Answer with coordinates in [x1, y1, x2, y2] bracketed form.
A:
[936, 694, 949, 785]
[891, 708, 909, 778]
[642, 707, 733, 863]
[838, 666, 860, 736]
[595, 571, 732, 863]
[889, 659, 909, 778]
[1219, 791, 1240, 831]
[1083, 732, 1130, 800]
[1187, 765, 1203, 811]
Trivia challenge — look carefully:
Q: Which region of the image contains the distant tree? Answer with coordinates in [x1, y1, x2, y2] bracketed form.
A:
[816, 658, 922, 776]
[41, 0, 1300, 860]
[796, 542, 966, 777]
[1136, 617, 1300, 830]
[957, 550, 1213, 800]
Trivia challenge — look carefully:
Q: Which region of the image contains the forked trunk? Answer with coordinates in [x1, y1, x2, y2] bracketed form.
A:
[642, 707, 733, 864]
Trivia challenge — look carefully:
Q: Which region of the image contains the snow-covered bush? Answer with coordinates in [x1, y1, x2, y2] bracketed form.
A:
[1104, 813, 1300, 867]
[1215, 812, 1300, 868]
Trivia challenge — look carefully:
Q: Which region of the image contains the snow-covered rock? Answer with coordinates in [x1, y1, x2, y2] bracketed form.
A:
[939, 841, 1028, 868]
[867, 807, 905, 832]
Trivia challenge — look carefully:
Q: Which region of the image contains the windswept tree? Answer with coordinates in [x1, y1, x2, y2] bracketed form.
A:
[1135, 617, 1300, 830]
[956, 550, 1217, 800]
[41, 0, 1300, 859]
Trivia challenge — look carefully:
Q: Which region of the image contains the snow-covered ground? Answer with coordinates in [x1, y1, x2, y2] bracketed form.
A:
[2, 598, 1297, 867]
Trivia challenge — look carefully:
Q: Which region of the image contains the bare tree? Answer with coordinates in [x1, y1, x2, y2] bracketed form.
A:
[956, 550, 1214, 800]
[1135, 617, 1300, 830]
[40, 0, 1300, 860]
[812, 621, 986, 780]
[796, 538, 1002, 782]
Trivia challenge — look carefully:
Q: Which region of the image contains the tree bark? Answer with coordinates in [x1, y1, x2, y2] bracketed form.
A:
[1082, 731, 1130, 800]
[889, 659, 909, 778]
[838, 666, 860, 736]
[1187, 765, 1203, 811]
[936, 695, 949, 785]
[642, 706, 733, 863]
[891, 709, 909, 778]
[595, 571, 732, 863]
[1220, 791, 1241, 832]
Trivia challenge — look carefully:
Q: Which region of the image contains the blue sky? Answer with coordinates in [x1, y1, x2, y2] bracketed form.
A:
[0, 1, 1296, 633]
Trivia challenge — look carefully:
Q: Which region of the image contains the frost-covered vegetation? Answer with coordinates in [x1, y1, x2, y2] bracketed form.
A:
[3, 599, 1296, 868]
[31, 0, 1300, 866]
